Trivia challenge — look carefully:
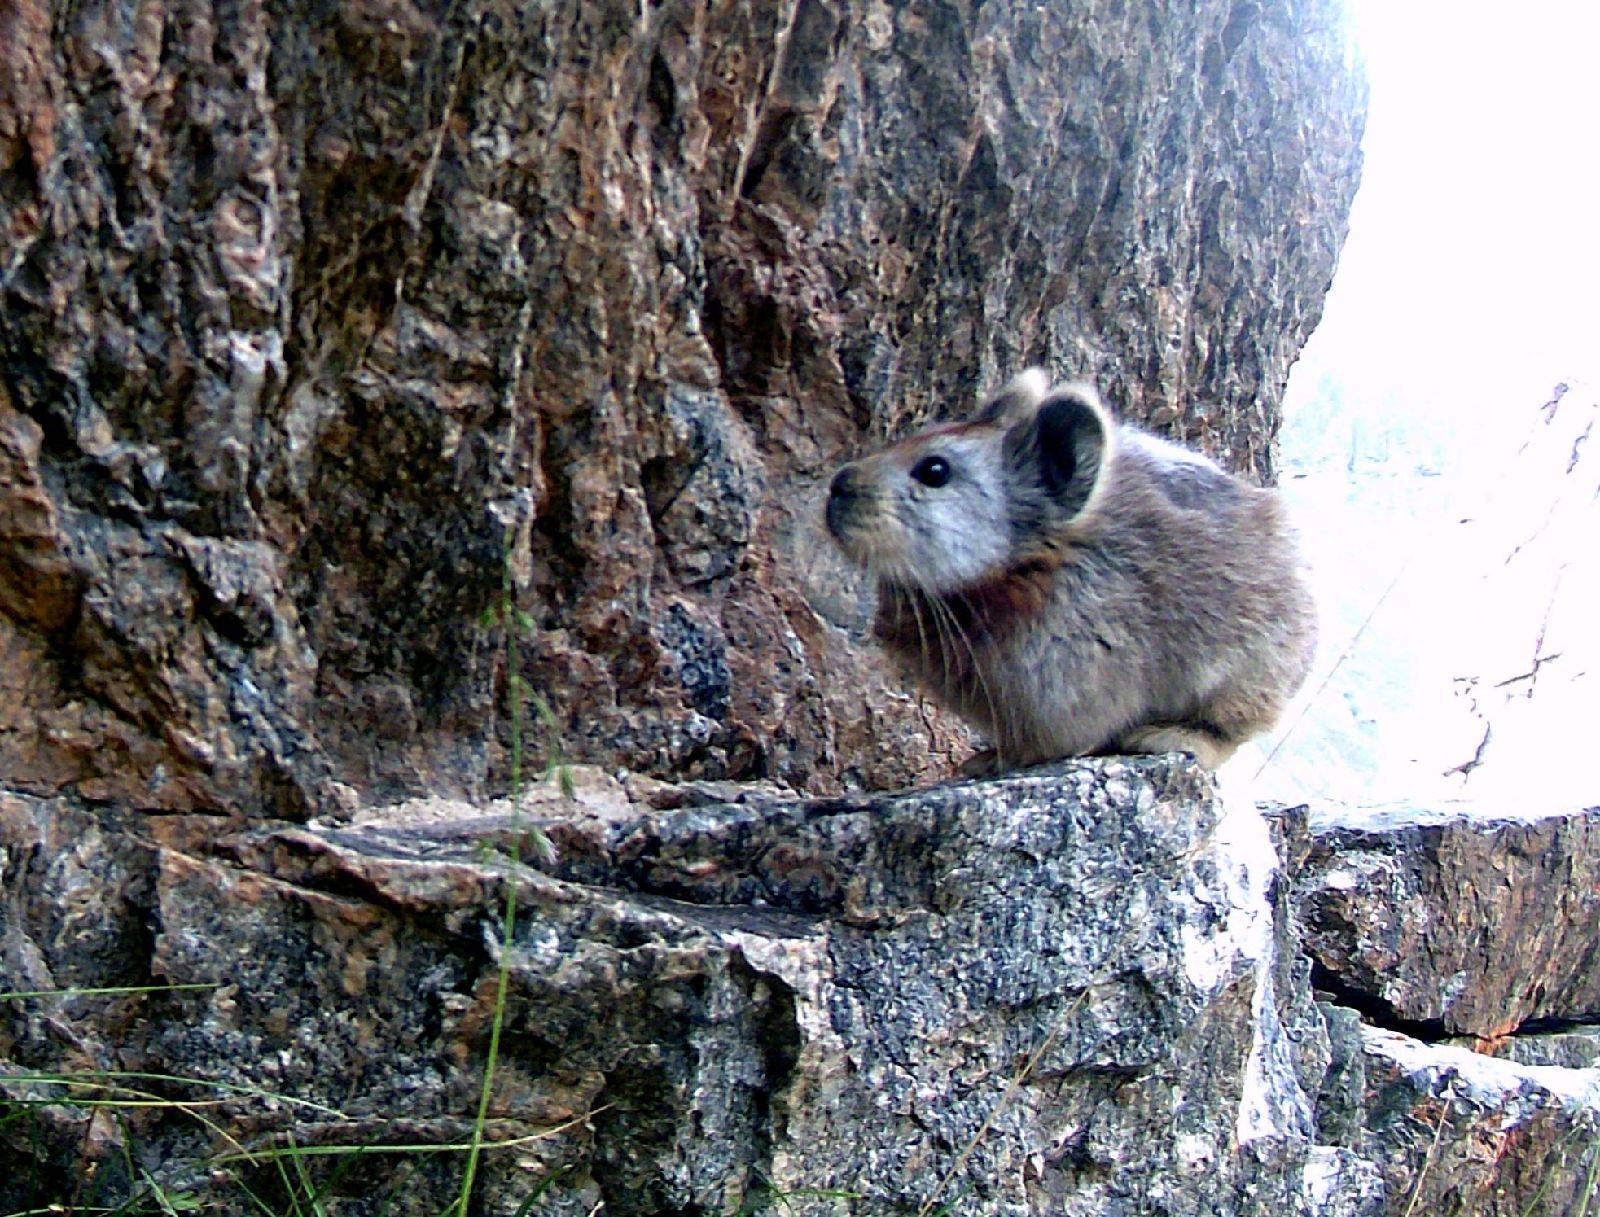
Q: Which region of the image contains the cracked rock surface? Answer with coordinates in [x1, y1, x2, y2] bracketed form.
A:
[1284, 803, 1600, 1217]
[9, 768, 1600, 1215]
[3, 759, 1385, 1216]
[1319, 1011, 1600, 1217]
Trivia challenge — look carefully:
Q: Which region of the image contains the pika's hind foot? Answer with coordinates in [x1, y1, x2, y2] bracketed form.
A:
[1116, 725, 1238, 770]
[957, 746, 1000, 778]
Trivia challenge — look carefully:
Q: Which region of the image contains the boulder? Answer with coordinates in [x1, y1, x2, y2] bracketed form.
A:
[1318, 1008, 1600, 1217]
[1, 760, 1384, 1215]
[1290, 803, 1600, 1037]
[1284, 803, 1600, 1217]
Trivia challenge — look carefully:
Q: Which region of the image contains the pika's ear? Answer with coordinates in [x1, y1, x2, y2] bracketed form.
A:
[972, 368, 1051, 427]
[1005, 383, 1113, 521]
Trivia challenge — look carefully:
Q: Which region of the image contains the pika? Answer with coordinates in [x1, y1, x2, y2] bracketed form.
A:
[825, 369, 1316, 771]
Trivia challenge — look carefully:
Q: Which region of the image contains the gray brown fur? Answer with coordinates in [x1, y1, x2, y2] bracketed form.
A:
[825, 370, 1316, 770]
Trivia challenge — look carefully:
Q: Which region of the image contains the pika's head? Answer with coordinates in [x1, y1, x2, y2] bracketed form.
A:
[825, 370, 1115, 593]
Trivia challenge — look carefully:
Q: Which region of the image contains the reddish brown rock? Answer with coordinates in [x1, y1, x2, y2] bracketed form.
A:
[0, 0, 1364, 814]
[1292, 803, 1600, 1038]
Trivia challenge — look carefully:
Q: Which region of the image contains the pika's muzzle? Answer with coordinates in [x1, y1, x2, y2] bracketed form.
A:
[825, 464, 865, 541]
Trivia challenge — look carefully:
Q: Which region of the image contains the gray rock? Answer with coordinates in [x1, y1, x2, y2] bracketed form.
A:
[1466, 1027, 1600, 1071]
[1282, 802, 1600, 1215]
[1344, 1025, 1600, 1217]
[1, 760, 1384, 1215]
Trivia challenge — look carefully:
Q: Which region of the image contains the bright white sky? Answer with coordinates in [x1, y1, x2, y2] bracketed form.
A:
[1255, 3, 1600, 813]
[1299, 0, 1599, 422]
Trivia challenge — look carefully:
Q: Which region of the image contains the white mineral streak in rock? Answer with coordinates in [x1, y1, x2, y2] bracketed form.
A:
[1436, 968, 1470, 1008]
[1300, 1145, 1355, 1208]
[1174, 1132, 1214, 1170]
[1209, 767, 1312, 1138]
[1365, 1024, 1600, 1112]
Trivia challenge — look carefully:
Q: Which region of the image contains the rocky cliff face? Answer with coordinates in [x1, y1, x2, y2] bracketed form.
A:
[1, 1, 1458, 1212]
[0, 0, 1365, 811]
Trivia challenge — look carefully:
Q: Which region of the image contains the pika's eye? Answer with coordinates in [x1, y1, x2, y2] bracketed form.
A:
[910, 455, 952, 487]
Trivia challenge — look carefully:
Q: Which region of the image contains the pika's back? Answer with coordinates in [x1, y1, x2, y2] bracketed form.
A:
[825, 370, 1316, 771]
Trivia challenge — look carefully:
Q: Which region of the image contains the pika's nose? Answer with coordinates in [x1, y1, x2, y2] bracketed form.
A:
[826, 465, 862, 537]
